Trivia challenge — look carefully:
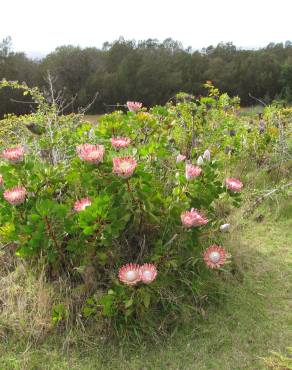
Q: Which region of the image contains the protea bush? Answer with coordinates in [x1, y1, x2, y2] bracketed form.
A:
[0, 80, 250, 336]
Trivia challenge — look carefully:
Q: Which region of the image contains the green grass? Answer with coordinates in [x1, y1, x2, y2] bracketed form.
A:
[240, 105, 264, 116]
[1, 206, 291, 369]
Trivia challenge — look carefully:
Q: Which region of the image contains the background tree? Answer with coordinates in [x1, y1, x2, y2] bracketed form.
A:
[1, 37, 292, 117]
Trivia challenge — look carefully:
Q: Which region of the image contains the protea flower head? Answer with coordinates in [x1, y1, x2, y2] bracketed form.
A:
[126, 101, 142, 112]
[176, 154, 186, 163]
[112, 157, 137, 178]
[3, 186, 27, 206]
[185, 164, 202, 180]
[203, 244, 227, 269]
[2, 146, 25, 163]
[110, 137, 131, 148]
[118, 263, 141, 286]
[220, 223, 230, 232]
[0, 174, 3, 187]
[76, 144, 105, 164]
[225, 178, 243, 192]
[197, 155, 204, 165]
[74, 198, 91, 212]
[181, 208, 208, 227]
[203, 149, 211, 161]
[139, 263, 157, 284]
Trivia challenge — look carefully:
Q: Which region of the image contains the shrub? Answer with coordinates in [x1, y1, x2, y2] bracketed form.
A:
[3, 80, 282, 335]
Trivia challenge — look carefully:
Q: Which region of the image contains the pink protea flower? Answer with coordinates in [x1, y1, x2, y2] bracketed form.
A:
[2, 146, 25, 163]
[118, 263, 141, 286]
[225, 178, 243, 192]
[74, 198, 91, 212]
[3, 186, 27, 206]
[139, 263, 157, 284]
[185, 164, 202, 180]
[112, 157, 137, 178]
[181, 208, 208, 228]
[110, 137, 131, 148]
[76, 144, 105, 164]
[203, 244, 227, 269]
[126, 101, 142, 112]
[0, 174, 3, 187]
[176, 154, 186, 163]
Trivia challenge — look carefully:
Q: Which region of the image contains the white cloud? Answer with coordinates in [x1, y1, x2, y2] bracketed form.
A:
[1, 0, 291, 55]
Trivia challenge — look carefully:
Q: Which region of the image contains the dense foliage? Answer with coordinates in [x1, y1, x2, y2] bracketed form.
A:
[1, 36, 292, 117]
[0, 80, 289, 336]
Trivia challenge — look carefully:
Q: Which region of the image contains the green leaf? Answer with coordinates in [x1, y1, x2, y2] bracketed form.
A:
[124, 298, 133, 308]
[83, 226, 95, 236]
[142, 292, 151, 308]
[99, 294, 115, 316]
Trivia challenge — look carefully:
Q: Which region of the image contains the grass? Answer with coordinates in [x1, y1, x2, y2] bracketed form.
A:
[240, 105, 264, 116]
[0, 203, 291, 369]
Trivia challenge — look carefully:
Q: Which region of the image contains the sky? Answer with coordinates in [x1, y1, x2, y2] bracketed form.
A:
[1, 0, 292, 57]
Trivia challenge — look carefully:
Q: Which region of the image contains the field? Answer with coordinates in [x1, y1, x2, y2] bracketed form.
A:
[83, 115, 102, 124]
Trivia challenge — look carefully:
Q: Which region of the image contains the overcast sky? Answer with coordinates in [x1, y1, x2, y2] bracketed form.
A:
[1, 0, 291, 57]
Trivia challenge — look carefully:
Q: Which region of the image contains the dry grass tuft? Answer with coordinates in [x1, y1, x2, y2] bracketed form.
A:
[0, 257, 54, 341]
[0, 248, 101, 343]
[261, 348, 292, 369]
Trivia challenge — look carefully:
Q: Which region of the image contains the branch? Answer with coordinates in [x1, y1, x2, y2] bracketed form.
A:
[46, 71, 57, 106]
[78, 91, 99, 114]
[248, 93, 267, 107]
[244, 181, 292, 217]
[44, 216, 66, 261]
[103, 103, 127, 112]
[103, 103, 126, 107]
[10, 98, 38, 104]
[59, 94, 77, 113]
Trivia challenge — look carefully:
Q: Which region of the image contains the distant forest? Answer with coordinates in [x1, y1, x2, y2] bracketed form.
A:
[1, 36, 292, 116]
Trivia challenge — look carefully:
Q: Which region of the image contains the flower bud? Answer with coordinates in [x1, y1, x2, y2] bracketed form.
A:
[203, 149, 211, 161]
[197, 156, 204, 165]
[220, 223, 230, 232]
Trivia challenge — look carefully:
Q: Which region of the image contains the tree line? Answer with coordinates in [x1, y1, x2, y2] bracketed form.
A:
[1, 36, 292, 117]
